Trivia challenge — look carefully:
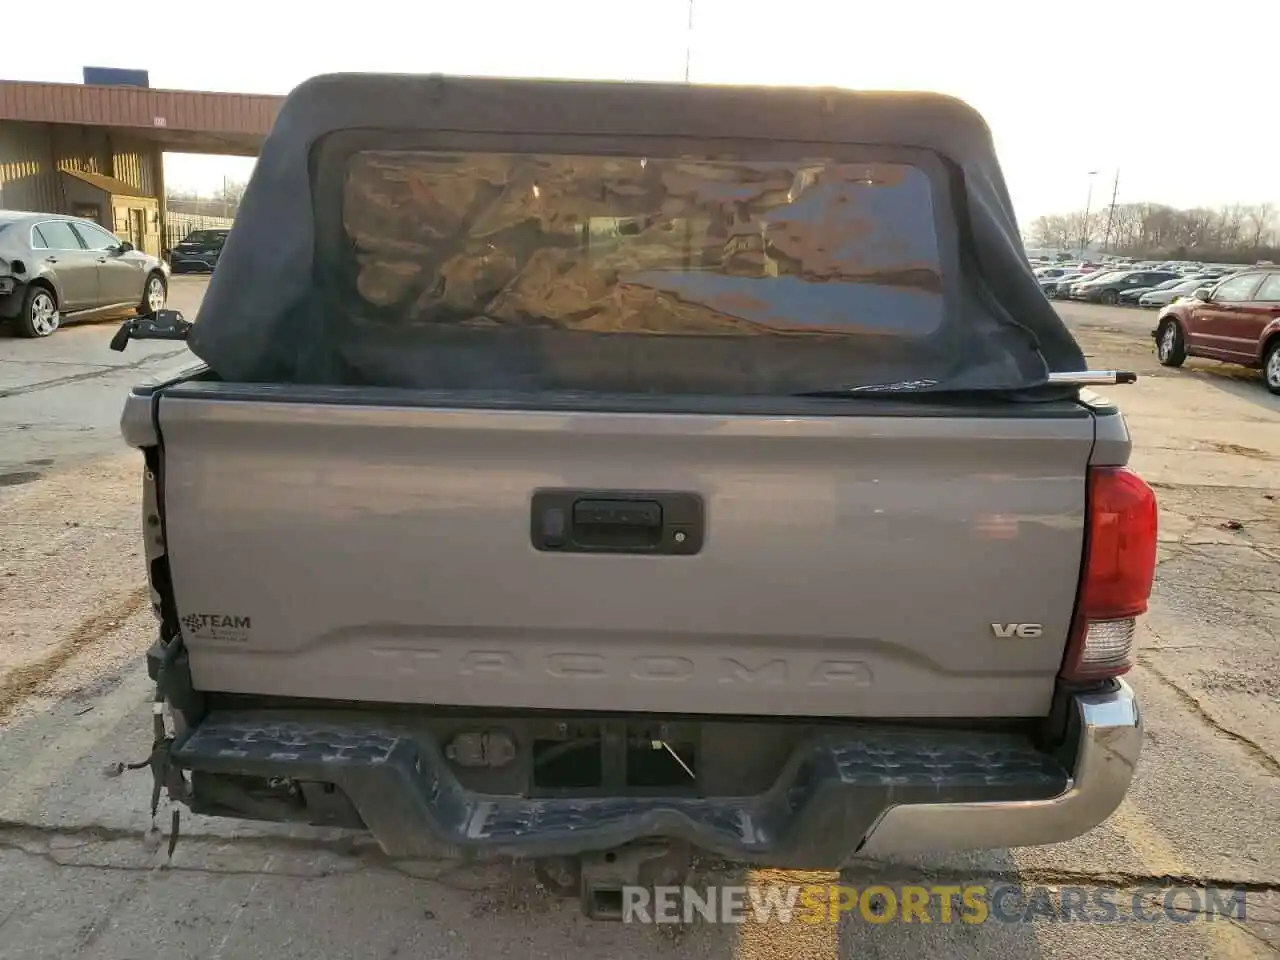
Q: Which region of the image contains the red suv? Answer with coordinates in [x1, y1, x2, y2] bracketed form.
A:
[1153, 267, 1280, 394]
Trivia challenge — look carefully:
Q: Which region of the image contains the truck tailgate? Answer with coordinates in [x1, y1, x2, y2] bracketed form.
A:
[156, 390, 1095, 718]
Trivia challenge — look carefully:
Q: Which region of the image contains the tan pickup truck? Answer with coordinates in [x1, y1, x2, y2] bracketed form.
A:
[116, 73, 1155, 919]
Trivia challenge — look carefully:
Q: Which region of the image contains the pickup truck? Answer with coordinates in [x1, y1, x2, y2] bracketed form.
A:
[118, 74, 1155, 919]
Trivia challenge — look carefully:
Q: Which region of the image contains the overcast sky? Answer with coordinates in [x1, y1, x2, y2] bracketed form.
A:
[6, 0, 1277, 223]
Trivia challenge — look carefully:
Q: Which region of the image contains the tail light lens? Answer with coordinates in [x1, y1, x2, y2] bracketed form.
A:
[1061, 466, 1158, 680]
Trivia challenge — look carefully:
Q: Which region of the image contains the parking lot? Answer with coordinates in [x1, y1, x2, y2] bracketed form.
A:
[0, 277, 1277, 959]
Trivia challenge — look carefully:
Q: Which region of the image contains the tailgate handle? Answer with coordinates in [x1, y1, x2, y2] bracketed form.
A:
[573, 499, 662, 528]
[531, 490, 703, 555]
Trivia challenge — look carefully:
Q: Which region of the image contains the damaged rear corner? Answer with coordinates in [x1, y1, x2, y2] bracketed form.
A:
[122, 384, 208, 734]
[114, 385, 205, 851]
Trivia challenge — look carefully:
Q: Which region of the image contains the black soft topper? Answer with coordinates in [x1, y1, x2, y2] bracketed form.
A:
[188, 73, 1085, 393]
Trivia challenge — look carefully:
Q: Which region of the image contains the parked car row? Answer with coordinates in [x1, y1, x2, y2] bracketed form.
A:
[1027, 253, 1280, 393]
[1065, 268, 1186, 304]
[1032, 259, 1238, 306]
[1153, 266, 1280, 395]
[1135, 276, 1216, 308]
[0, 209, 169, 338]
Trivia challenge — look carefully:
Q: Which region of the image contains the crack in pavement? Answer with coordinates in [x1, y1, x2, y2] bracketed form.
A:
[0, 348, 190, 399]
[1149, 481, 1280, 496]
[0, 358, 123, 368]
[1136, 901, 1280, 931]
[1138, 644, 1280, 778]
[0, 521, 136, 531]
[1221, 920, 1280, 956]
[0, 831, 490, 891]
[72, 872, 145, 957]
[1156, 535, 1280, 572]
[3, 820, 1280, 895]
[1164, 541, 1279, 562]
[0, 585, 149, 721]
[1143, 644, 1242, 653]
[0, 818, 377, 859]
[1135, 901, 1280, 956]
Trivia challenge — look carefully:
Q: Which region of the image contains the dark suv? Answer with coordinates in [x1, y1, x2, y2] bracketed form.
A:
[1071, 269, 1181, 305]
[1153, 268, 1280, 394]
[168, 228, 229, 273]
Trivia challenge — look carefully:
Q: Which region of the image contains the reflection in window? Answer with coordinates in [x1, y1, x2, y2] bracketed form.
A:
[340, 151, 946, 339]
[1214, 274, 1261, 303]
[1252, 274, 1280, 302]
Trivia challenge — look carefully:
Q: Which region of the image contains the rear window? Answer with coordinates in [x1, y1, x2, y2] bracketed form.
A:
[326, 148, 958, 395]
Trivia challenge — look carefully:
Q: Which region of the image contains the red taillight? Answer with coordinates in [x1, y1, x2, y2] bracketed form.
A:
[1061, 466, 1158, 681]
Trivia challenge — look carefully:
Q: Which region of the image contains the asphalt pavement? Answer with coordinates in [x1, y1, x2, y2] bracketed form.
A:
[0, 284, 1277, 959]
[0, 277, 202, 477]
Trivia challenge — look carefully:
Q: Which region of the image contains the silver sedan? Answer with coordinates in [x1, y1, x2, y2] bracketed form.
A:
[0, 209, 170, 338]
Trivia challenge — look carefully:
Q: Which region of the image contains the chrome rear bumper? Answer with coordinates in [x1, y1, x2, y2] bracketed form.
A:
[859, 680, 1141, 856]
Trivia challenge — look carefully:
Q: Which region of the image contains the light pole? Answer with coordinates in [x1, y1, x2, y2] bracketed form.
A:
[1102, 169, 1121, 251]
[684, 0, 694, 82]
[1080, 170, 1098, 257]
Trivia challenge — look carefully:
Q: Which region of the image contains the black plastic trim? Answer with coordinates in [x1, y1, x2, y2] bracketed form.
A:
[173, 713, 1069, 865]
[155, 380, 1093, 419]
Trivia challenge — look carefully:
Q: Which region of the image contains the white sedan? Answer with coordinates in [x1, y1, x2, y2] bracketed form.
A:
[1137, 276, 1215, 308]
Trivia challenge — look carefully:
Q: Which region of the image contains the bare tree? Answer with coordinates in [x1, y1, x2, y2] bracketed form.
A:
[1108, 204, 1142, 251]
[1218, 205, 1245, 248]
[1247, 202, 1275, 249]
[213, 179, 247, 211]
[1029, 214, 1073, 249]
[166, 179, 247, 219]
[1030, 197, 1280, 264]
[1065, 210, 1105, 253]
